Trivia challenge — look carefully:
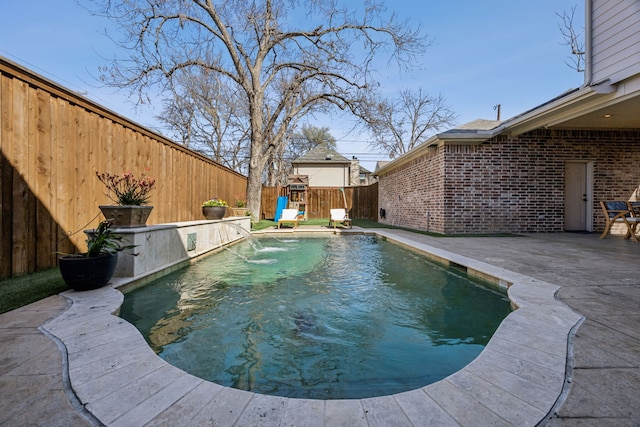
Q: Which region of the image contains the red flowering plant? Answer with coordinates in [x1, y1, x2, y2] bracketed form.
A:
[96, 171, 156, 206]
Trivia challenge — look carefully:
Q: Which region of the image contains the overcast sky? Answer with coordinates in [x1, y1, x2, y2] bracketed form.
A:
[0, 0, 584, 170]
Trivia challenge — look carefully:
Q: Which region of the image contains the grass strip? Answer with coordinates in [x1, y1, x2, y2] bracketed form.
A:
[0, 268, 69, 315]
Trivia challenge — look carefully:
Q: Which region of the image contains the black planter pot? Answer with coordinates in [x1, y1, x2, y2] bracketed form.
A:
[202, 206, 227, 220]
[59, 253, 118, 291]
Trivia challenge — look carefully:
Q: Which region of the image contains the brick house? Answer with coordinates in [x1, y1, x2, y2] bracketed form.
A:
[376, 0, 640, 235]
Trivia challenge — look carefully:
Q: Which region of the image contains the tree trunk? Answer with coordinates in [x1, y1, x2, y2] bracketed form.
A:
[246, 124, 269, 221]
[246, 165, 263, 222]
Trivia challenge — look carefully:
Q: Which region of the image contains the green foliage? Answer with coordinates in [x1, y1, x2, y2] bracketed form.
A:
[85, 221, 137, 257]
[234, 193, 247, 207]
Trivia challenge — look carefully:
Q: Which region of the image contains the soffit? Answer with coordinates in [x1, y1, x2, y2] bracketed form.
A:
[504, 77, 640, 135]
[546, 96, 640, 130]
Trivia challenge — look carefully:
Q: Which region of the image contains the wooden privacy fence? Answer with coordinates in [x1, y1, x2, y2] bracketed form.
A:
[261, 183, 378, 221]
[0, 57, 246, 279]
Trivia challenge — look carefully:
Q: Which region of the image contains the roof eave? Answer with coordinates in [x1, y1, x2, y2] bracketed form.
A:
[375, 130, 498, 175]
[375, 135, 439, 176]
[375, 84, 616, 177]
[498, 85, 605, 136]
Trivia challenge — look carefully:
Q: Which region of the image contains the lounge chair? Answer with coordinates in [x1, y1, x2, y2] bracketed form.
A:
[599, 201, 640, 242]
[329, 208, 352, 229]
[278, 209, 299, 229]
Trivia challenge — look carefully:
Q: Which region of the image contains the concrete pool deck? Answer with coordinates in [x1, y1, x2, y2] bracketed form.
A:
[1, 228, 639, 426]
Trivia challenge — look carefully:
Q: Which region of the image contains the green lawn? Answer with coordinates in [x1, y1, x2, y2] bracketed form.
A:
[251, 218, 387, 230]
[0, 268, 69, 315]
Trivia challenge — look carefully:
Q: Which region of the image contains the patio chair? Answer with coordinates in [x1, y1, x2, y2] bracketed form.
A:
[627, 201, 640, 217]
[599, 201, 640, 242]
[278, 209, 299, 229]
[329, 208, 352, 229]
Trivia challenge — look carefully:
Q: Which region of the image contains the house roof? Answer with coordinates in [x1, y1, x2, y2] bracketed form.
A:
[445, 119, 502, 131]
[374, 161, 390, 172]
[292, 146, 351, 164]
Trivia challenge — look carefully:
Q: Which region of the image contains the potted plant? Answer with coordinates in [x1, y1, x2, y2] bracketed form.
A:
[58, 221, 136, 291]
[202, 197, 228, 220]
[96, 171, 156, 227]
[231, 194, 249, 216]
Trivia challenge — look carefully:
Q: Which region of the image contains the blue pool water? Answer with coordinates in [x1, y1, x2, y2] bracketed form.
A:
[119, 235, 511, 399]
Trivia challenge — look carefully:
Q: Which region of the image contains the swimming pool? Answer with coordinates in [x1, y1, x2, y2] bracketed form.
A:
[120, 235, 511, 399]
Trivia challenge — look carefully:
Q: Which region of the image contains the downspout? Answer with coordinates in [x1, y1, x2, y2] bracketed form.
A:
[584, 0, 593, 86]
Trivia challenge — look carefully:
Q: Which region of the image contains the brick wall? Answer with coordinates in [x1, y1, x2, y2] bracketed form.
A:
[378, 129, 640, 234]
[378, 147, 444, 231]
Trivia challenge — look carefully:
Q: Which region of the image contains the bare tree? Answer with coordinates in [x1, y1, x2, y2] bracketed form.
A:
[264, 124, 337, 187]
[557, 5, 585, 73]
[93, 0, 426, 220]
[288, 125, 337, 160]
[363, 88, 456, 158]
[159, 89, 197, 148]
[159, 70, 251, 173]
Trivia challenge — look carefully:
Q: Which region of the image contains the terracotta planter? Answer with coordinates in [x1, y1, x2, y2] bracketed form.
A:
[59, 253, 118, 291]
[202, 206, 227, 220]
[231, 207, 249, 217]
[99, 205, 153, 228]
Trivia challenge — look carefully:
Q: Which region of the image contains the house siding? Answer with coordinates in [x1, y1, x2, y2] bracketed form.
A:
[294, 164, 350, 187]
[591, 0, 640, 83]
[378, 129, 640, 234]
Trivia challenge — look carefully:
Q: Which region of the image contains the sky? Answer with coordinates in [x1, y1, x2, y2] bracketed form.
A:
[0, 0, 584, 171]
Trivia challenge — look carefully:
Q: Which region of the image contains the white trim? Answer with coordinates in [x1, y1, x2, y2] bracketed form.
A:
[586, 161, 594, 232]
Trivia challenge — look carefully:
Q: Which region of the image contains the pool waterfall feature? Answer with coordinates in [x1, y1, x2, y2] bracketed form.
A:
[107, 217, 252, 283]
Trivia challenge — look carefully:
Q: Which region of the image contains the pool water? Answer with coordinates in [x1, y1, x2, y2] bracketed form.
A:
[120, 235, 511, 399]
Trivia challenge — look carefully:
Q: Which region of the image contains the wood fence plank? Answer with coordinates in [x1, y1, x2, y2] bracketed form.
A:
[0, 73, 14, 277]
[34, 88, 55, 269]
[11, 78, 30, 275]
[260, 185, 378, 221]
[57, 101, 79, 252]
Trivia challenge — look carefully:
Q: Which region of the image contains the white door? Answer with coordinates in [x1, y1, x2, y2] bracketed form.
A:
[565, 162, 589, 231]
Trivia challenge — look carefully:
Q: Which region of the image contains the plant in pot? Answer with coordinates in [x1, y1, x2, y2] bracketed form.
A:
[96, 171, 156, 227]
[202, 197, 228, 220]
[58, 221, 137, 291]
[231, 193, 249, 216]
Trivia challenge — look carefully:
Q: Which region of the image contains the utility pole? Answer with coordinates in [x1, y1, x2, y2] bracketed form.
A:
[493, 104, 501, 121]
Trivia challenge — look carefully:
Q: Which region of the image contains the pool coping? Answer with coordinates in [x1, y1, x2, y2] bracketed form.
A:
[42, 228, 583, 426]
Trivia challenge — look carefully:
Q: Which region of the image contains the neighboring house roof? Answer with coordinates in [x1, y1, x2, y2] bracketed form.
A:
[374, 161, 389, 172]
[292, 146, 351, 164]
[359, 165, 371, 174]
